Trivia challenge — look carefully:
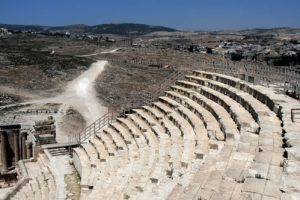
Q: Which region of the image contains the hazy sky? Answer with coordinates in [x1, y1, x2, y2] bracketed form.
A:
[0, 0, 299, 30]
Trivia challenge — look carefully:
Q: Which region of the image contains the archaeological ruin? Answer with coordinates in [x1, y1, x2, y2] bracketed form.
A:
[0, 17, 300, 200]
[0, 59, 299, 199]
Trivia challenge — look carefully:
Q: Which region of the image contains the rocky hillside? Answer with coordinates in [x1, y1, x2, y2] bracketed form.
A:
[0, 23, 177, 35]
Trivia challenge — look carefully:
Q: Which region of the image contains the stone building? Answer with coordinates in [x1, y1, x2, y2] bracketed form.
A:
[0, 125, 33, 173]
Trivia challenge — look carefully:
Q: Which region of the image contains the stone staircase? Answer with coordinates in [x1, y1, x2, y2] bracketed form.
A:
[8, 69, 300, 200]
[71, 70, 300, 199]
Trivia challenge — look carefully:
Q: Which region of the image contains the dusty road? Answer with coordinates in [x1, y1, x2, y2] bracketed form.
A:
[77, 48, 120, 57]
[56, 60, 108, 125]
[0, 60, 108, 122]
[0, 48, 120, 142]
[47, 60, 109, 142]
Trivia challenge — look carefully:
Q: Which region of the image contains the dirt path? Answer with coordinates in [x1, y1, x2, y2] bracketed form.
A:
[46, 60, 109, 142]
[77, 48, 120, 57]
[1, 60, 108, 123]
[56, 60, 108, 125]
[0, 48, 120, 142]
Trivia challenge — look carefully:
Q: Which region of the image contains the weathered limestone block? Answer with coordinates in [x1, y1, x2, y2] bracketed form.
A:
[198, 189, 214, 200]
[254, 152, 272, 164]
[263, 180, 282, 199]
[210, 180, 236, 199]
[261, 196, 280, 200]
[203, 171, 223, 191]
[225, 167, 245, 182]
[240, 192, 262, 200]
[286, 145, 300, 161]
[259, 136, 275, 151]
[208, 130, 225, 141]
[281, 175, 300, 192]
[267, 165, 283, 184]
[240, 132, 259, 147]
[34, 116, 55, 126]
[283, 160, 300, 176]
[286, 139, 300, 148]
[284, 131, 300, 147]
[247, 163, 269, 179]
[281, 192, 300, 200]
[242, 178, 266, 194]
[254, 152, 284, 167]
[33, 125, 44, 131]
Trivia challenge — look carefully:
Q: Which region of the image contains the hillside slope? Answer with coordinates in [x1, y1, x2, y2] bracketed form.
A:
[0, 23, 177, 35]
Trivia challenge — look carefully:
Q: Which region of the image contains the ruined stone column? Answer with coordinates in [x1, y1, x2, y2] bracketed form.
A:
[26, 141, 33, 159]
[0, 131, 8, 172]
[18, 132, 22, 160]
[13, 131, 20, 162]
[21, 132, 27, 159]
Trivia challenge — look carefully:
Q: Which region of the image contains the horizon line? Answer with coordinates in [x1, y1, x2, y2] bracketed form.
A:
[0, 22, 299, 32]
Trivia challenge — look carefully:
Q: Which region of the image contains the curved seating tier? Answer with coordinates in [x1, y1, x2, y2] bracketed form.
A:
[10, 154, 57, 200]
[70, 70, 300, 200]
[181, 70, 299, 200]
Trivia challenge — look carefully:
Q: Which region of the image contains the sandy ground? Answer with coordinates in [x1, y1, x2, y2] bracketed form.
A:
[0, 57, 113, 199]
[56, 60, 108, 124]
[44, 60, 109, 142]
[0, 48, 120, 143]
[0, 86, 44, 100]
[77, 48, 120, 57]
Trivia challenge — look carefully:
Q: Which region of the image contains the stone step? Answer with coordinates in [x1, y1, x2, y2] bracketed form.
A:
[174, 82, 239, 140]
[89, 138, 109, 162]
[165, 90, 224, 141]
[153, 101, 196, 165]
[142, 105, 183, 170]
[186, 75, 259, 133]
[110, 121, 133, 144]
[73, 147, 91, 189]
[95, 132, 118, 156]
[160, 95, 209, 158]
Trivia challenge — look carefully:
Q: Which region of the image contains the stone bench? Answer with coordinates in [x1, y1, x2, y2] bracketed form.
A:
[95, 132, 118, 156]
[127, 113, 159, 150]
[110, 121, 134, 144]
[89, 138, 109, 162]
[81, 143, 100, 166]
[37, 174, 50, 200]
[174, 82, 239, 140]
[186, 75, 259, 134]
[142, 105, 183, 171]
[102, 127, 128, 151]
[193, 71, 286, 199]
[133, 108, 171, 161]
[73, 148, 91, 190]
[117, 117, 147, 145]
[160, 95, 209, 159]
[133, 107, 188, 197]
[12, 180, 35, 200]
[131, 109, 172, 186]
[117, 117, 150, 169]
[12, 153, 58, 200]
[122, 113, 161, 196]
[191, 71, 284, 153]
[165, 90, 224, 142]
[68, 70, 300, 199]
[190, 72, 269, 121]
[153, 101, 196, 166]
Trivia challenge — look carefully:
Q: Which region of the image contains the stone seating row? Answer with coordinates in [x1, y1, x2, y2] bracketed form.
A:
[163, 71, 282, 199]
[185, 75, 259, 134]
[188, 71, 293, 199]
[72, 70, 300, 200]
[11, 154, 57, 200]
[73, 90, 220, 199]
[174, 82, 239, 140]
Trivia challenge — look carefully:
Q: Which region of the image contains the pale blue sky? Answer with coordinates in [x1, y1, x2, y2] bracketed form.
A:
[0, 0, 299, 30]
